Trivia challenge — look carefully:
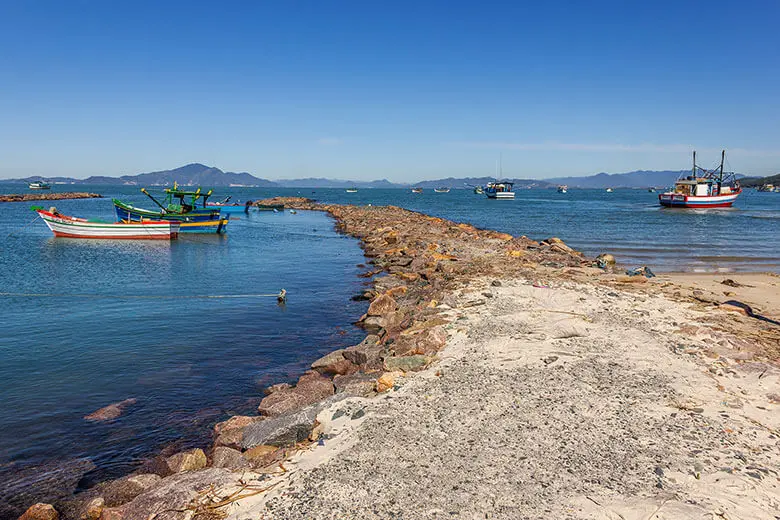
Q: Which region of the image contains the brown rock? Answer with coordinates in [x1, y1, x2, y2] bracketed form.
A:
[720, 301, 754, 317]
[390, 335, 419, 357]
[257, 391, 311, 417]
[18, 503, 58, 520]
[213, 415, 263, 437]
[84, 498, 104, 520]
[263, 382, 292, 395]
[100, 473, 161, 507]
[311, 350, 358, 375]
[136, 455, 173, 478]
[211, 446, 248, 470]
[376, 373, 395, 393]
[165, 448, 207, 473]
[343, 339, 385, 371]
[243, 445, 281, 468]
[97, 507, 122, 520]
[596, 253, 616, 265]
[83, 398, 137, 422]
[367, 294, 398, 316]
[258, 371, 334, 416]
[333, 372, 377, 396]
[414, 326, 447, 355]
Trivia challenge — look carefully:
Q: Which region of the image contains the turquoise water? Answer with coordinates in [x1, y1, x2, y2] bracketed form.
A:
[0, 184, 778, 515]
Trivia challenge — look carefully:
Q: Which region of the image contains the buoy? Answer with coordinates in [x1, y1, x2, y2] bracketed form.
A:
[277, 289, 287, 303]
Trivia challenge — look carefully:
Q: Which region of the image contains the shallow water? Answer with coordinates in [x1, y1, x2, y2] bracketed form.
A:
[0, 183, 777, 514]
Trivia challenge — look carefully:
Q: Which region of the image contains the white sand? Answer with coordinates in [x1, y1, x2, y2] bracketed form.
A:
[213, 275, 779, 519]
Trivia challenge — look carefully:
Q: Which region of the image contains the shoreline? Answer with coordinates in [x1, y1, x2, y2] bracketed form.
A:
[0, 193, 103, 203]
[15, 198, 780, 520]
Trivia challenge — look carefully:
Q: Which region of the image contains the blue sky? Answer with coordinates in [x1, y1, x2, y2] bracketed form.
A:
[1, 1, 778, 181]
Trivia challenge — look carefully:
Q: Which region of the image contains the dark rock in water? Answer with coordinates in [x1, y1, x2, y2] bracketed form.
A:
[99, 473, 162, 507]
[83, 398, 137, 422]
[0, 458, 95, 519]
[110, 468, 233, 520]
[136, 456, 174, 478]
[17, 503, 59, 520]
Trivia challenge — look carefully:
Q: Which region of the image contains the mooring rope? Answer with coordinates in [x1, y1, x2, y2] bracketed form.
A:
[0, 290, 287, 301]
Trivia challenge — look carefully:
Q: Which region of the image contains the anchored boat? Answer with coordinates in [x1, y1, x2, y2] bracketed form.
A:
[485, 181, 515, 199]
[433, 187, 450, 193]
[557, 185, 568, 193]
[659, 150, 741, 208]
[411, 187, 423, 194]
[29, 181, 51, 190]
[346, 187, 358, 193]
[113, 183, 228, 233]
[33, 207, 179, 239]
[205, 197, 252, 214]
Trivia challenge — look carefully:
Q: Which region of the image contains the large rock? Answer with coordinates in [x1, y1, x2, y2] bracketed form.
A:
[243, 395, 347, 449]
[384, 355, 431, 373]
[83, 398, 137, 422]
[367, 294, 397, 316]
[111, 469, 233, 520]
[165, 448, 207, 473]
[311, 350, 358, 376]
[211, 447, 248, 470]
[596, 253, 616, 266]
[100, 473, 161, 507]
[257, 371, 335, 416]
[18, 503, 58, 520]
[333, 372, 377, 397]
[414, 326, 447, 355]
[343, 336, 385, 371]
[242, 445, 282, 468]
[136, 456, 173, 478]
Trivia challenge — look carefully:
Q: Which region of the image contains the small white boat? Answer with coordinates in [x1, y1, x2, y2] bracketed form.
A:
[346, 188, 358, 193]
[29, 181, 51, 190]
[433, 187, 450, 193]
[557, 185, 568, 193]
[485, 181, 515, 199]
[34, 207, 179, 239]
[606, 187, 613, 193]
[411, 187, 423, 193]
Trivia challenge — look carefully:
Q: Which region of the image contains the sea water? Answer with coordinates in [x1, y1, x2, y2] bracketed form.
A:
[0, 184, 778, 514]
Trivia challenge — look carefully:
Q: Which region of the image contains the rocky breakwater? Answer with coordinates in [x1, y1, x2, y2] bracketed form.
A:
[0, 193, 102, 203]
[22, 198, 592, 520]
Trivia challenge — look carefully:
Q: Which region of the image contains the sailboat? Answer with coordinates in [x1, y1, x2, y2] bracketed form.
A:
[484, 154, 515, 199]
[659, 150, 742, 208]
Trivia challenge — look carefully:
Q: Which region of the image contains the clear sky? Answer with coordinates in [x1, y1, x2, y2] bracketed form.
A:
[1, 0, 779, 181]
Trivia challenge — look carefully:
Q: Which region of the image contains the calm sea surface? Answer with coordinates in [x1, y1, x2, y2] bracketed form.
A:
[0, 183, 778, 513]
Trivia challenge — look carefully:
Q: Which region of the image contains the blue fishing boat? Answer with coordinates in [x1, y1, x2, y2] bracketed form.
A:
[113, 183, 228, 233]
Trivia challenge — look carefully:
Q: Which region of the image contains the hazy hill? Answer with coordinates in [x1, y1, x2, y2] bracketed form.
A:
[547, 170, 689, 188]
[277, 178, 400, 188]
[740, 173, 780, 188]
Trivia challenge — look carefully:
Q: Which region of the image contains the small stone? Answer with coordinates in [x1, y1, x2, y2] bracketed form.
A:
[376, 373, 395, 393]
[18, 503, 58, 520]
[543, 356, 559, 365]
[491, 280, 502, 287]
[84, 498, 104, 520]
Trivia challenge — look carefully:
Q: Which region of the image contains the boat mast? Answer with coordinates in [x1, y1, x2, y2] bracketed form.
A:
[720, 149, 725, 183]
[692, 150, 696, 177]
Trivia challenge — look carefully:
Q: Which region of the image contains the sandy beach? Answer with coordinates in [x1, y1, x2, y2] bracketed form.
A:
[22, 201, 779, 520]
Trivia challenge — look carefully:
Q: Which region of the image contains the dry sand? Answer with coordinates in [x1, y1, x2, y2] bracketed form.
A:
[212, 273, 780, 519]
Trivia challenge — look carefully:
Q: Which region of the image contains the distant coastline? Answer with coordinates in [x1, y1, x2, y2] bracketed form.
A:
[3, 162, 760, 189]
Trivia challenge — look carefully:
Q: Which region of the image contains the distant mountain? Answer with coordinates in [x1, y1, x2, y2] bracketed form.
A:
[5, 163, 278, 187]
[411, 176, 553, 189]
[277, 178, 401, 188]
[547, 170, 690, 189]
[740, 173, 780, 188]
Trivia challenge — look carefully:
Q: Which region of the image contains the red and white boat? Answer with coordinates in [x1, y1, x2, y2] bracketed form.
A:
[34, 207, 180, 239]
[659, 150, 741, 208]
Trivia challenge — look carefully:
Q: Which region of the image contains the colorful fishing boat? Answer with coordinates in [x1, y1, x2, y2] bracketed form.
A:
[484, 181, 515, 199]
[113, 184, 228, 233]
[33, 207, 179, 239]
[659, 150, 741, 208]
[28, 181, 51, 190]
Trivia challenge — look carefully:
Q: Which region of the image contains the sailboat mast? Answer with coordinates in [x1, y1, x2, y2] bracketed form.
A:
[692, 150, 696, 177]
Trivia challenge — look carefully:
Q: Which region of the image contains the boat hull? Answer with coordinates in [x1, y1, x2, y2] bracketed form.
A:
[37, 210, 179, 239]
[206, 204, 248, 214]
[486, 192, 515, 199]
[113, 200, 228, 233]
[658, 192, 740, 208]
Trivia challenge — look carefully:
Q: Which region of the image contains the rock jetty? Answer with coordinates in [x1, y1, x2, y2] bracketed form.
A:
[17, 198, 779, 519]
[0, 192, 102, 203]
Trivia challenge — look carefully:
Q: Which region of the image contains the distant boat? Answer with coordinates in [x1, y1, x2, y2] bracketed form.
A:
[433, 187, 450, 193]
[557, 185, 568, 193]
[485, 181, 515, 199]
[29, 181, 51, 190]
[205, 196, 253, 214]
[659, 150, 742, 208]
[411, 187, 423, 194]
[648, 187, 656, 193]
[757, 183, 777, 192]
[606, 188, 614, 193]
[33, 207, 179, 240]
[473, 185, 484, 194]
[346, 187, 358, 193]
